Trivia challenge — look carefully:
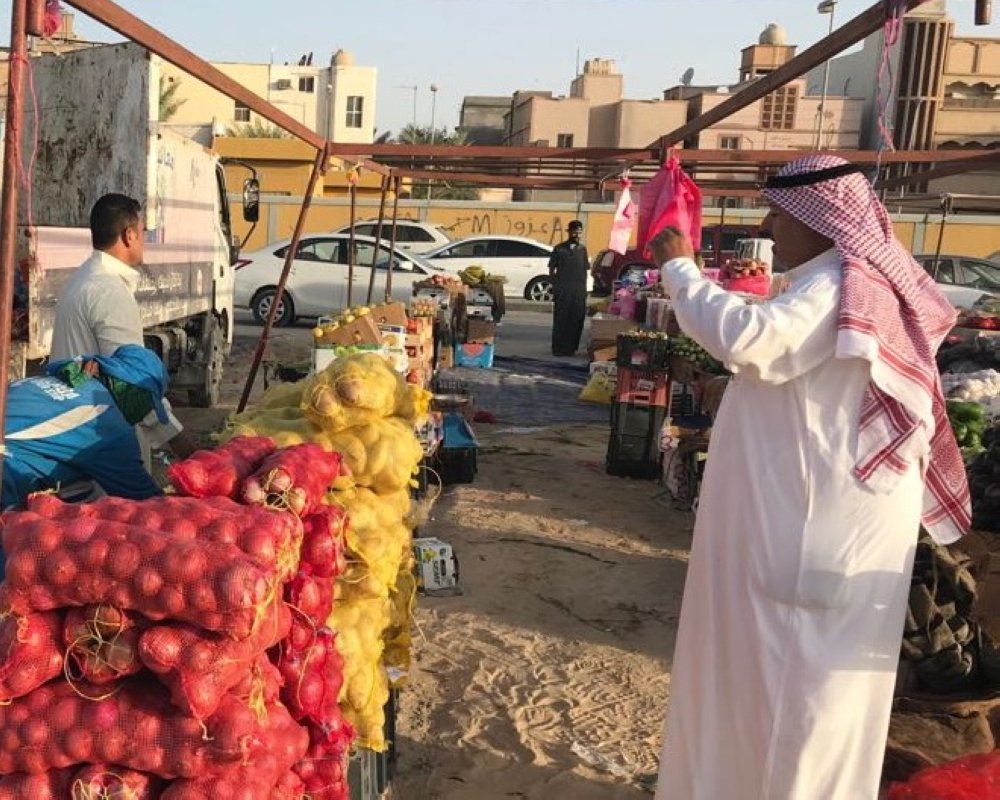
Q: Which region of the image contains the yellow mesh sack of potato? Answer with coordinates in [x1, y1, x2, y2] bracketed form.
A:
[318, 418, 422, 494]
[302, 353, 404, 430]
[220, 408, 324, 446]
[328, 592, 392, 751]
[383, 554, 417, 689]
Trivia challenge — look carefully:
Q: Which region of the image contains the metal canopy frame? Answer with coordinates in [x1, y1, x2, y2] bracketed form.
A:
[0, 0, 995, 424]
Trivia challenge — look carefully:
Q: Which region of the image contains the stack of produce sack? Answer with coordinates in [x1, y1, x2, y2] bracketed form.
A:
[223, 352, 429, 751]
[0, 437, 352, 798]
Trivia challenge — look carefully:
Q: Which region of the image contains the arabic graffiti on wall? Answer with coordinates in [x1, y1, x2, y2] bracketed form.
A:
[431, 210, 572, 244]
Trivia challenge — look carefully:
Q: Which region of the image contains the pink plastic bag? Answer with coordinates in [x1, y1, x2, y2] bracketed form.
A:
[608, 177, 636, 255]
[636, 154, 702, 255]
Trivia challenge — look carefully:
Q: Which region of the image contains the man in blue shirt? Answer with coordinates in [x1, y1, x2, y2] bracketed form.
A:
[2, 344, 171, 510]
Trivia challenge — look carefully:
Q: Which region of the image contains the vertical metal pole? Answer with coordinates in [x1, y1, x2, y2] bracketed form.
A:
[385, 174, 401, 303]
[26, 0, 44, 36]
[366, 175, 389, 305]
[426, 85, 438, 202]
[0, 0, 30, 489]
[815, 2, 837, 150]
[347, 178, 357, 308]
[238, 146, 327, 413]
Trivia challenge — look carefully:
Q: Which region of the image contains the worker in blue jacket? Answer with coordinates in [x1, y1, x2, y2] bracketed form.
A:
[1, 344, 171, 510]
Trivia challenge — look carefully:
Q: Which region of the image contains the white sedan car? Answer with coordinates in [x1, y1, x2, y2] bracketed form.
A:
[331, 219, 451, 254]
[423, 235, 561, 301]
[235, 234, 445, 326]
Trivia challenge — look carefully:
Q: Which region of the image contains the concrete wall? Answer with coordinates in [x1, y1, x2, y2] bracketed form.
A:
[328, 65, 377, 143]
[233, 193, 1000, 262]
[615, 100, 689, 148]
[523, 96, 590, 146]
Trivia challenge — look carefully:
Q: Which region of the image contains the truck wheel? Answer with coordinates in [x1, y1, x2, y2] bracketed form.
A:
[188, 315, 225, 408]
[252, 288, 295, 327]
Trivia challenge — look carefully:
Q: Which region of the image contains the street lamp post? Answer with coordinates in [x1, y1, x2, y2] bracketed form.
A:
[427, 83, 439, 202]
[429, 83, 439, 144]
[815, 0, 837, 150]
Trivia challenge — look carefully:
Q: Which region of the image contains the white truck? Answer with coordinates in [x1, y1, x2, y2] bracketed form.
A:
[14, 42, 257, 406]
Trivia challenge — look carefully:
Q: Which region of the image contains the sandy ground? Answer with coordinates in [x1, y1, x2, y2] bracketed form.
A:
[393, 425, 690, 799]
[172, 316, 693, 800]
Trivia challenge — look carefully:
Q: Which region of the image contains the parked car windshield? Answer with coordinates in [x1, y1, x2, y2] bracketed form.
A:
[959, 258, 1000, 291]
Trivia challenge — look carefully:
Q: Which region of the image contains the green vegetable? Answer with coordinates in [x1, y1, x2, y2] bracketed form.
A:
[947, 400, 986, 424]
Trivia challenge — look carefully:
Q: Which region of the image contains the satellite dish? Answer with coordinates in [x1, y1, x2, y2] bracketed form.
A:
[681, 67, 695, 87]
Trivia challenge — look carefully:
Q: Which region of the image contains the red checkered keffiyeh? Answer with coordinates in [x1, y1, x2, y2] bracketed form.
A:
[762, 154, 970, 544]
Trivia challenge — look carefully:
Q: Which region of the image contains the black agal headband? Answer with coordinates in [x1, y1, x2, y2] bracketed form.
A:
[764, 163, 865, 190]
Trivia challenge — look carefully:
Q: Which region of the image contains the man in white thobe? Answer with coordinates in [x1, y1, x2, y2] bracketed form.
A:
[50, 193, 191, 466]
[650, 156, 970, 800]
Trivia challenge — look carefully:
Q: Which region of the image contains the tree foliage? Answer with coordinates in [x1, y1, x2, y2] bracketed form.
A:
[158, 76, 186, 122]
[392, 125, 479, 200]
[226, 118, 292, 139]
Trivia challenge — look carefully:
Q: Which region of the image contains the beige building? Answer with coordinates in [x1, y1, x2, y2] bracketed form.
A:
[505, 59, 688, 151]
[806, 0, 1000, 194]
[160, 49, 376, 146]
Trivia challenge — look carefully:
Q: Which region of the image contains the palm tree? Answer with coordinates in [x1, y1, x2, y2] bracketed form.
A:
[158, 76, 186, 122]
[226, 118, 291, 139]
[394, 125, 478, 200]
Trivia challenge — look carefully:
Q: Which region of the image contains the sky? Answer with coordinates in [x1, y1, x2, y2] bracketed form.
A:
[7, 0, 998, 137]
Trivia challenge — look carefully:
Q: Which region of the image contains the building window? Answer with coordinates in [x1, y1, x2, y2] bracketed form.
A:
[719, 136, 741, 150]
[234, 101, 250, 123]
[346, 96, 364, 129]
[760, 86, 798, 130]
[556, 133, 575, 148]
[298, 76, 315, 93]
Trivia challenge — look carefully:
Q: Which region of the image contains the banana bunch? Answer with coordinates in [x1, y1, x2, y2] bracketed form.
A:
[458, 266, 488, 286]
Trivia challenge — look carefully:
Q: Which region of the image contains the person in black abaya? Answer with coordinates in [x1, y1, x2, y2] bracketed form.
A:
[549, 220, 590, 357]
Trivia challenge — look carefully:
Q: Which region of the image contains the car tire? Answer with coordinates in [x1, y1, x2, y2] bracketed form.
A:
[525, 276, 553, 303]
[252, 288, 295, 327]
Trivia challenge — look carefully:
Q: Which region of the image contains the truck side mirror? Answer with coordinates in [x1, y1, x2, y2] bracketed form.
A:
[242, 177, 260, 223]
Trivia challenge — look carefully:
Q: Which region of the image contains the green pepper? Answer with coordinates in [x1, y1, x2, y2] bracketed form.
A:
[953, 422, 969, 443]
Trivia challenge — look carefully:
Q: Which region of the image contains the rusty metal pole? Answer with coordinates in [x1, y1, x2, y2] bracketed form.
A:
[365, 175, 390, 306]
[385, 175, 401, 303]
[347, 176, 357, 308]
[0, 0, 30, 490]
[238, 146, 327, 413]
[26, 0, 44, 35]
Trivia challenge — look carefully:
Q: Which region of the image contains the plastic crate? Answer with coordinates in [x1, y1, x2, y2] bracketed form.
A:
[348, 747, 379, 800]
[436, 447, 477, 485]
[616, 333, 671, 370]
[606, 402, 666, 479]
[615, 367, 670, 408]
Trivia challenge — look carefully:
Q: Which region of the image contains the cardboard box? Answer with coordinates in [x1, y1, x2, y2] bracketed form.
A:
[589, 317, 636, 347]
[455, 342, 494, 369]
[436, 347, 454, 370]
[312, 344, 383, 373]
[466, 319, 497, 344]
[370, 301, 407, 328]
[413, 537, 458, 591]
[591, 345, 618, 364]
[314, 314, 381, 347]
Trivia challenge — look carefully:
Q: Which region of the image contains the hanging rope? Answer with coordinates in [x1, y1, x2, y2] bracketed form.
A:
[873, 0, 909, 180]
